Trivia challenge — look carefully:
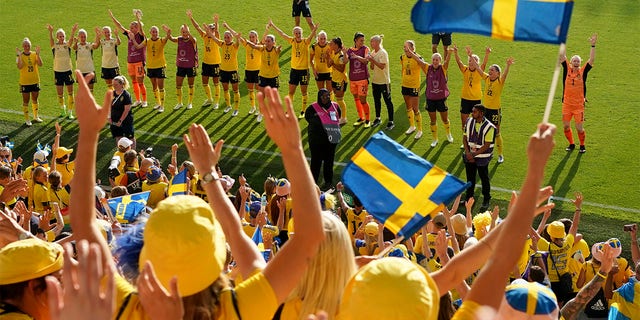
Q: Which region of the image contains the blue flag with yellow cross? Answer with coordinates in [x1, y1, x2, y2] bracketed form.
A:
[342, 132, 469, 238]
[411, 0, 574, 45]
[107, 191, 150, 224]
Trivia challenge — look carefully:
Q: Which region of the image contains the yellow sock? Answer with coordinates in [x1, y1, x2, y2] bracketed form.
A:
[430, 124, 438, 140]
[224, 90, 231, 106]
[302, 94, 308, 112]
[32, 103, 39, 119]
[415, 112, 423, 132]
[188, 85, 194, 104]
[154, 89, 160, 105]
[58, 95, 65, 107]
[176, 87, 183, 104]
[234, 91, 240, 109]
[495, 134, 503, 156]
[159, 88, 165, 106]
[23, 104, 29, 121]
[407, 109, 415, 127]
[214, 82, 220, 103]
[249, 89, 255, 107]
[337, 98, 347, 119]
[67, 94, 74, 112]
[443, 121, 451, 135]
[204, 84, 212, 100]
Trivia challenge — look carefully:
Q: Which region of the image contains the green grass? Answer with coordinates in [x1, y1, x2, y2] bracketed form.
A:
[1, 1, 638, 256]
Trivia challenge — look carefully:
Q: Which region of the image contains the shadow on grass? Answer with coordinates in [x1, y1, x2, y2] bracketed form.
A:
[547, 151, 573, 194]
[555, 153, 583, 199]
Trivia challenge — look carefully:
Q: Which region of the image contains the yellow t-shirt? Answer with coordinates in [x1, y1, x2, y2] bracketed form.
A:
[259, 47, 280, 78]
[289, 38, 311, 70]
[482, 75, 505, 110]
[537, 234, 575, 282]
[330, 52, 347, 83]
[145, 37, 167, 69]
[48, 186, 70, 210]
[401, 54, 424, 89]
[57, 161, 75, 187]
[141, 181, 167, 209]
[311, 43, 331, 74]
[460, 67, 483, 100]
[52, 42, 73, 72]
[243, 42, 261, 71]
[18, 51, 40, 85]
[345, 208, 367, 241]
[115, 271, 278, 320]
[220, 42, 239, 72]
[202, 36, 222, 65]
[33, 182, 50, 213]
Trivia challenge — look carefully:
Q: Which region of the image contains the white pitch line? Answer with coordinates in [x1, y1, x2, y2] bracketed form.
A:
[1, 109, 638, 214]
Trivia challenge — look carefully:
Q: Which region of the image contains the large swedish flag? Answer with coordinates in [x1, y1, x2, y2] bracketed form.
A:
[107, 191, 150, 224]
[168, 169, 188, 197]
[342, 132, 469, 238]
[411, 0, 574, 44]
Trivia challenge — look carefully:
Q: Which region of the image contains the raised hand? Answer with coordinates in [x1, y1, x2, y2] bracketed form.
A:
[137, 261, 184, 320]
[183, 124, 223, 176]
[571, 192, 583, 210]
[75, 70, 112, 134]
[46, 241, 115, 320]
[257, 87, 302, 152]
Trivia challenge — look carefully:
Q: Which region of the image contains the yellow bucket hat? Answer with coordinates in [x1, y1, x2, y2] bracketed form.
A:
[340, 257, 440, 320]
[139, 195, 227, 297]
[546, 221, 566, 239]
[0, 239, 63, 285]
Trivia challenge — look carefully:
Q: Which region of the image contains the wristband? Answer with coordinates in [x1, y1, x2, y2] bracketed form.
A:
[596, 271, 607, 279]
[591, 45, 596, 48]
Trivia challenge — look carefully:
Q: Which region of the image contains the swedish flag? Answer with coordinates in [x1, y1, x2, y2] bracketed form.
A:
[342, 132, 469, 238]
[107, 191, 150, 224]
[411, 0, 574, 44]
[168, 169, 188, 197]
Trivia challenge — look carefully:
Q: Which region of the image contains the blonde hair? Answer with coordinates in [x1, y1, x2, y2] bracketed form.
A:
[56, 28, 66, 38]
[432, 52, 443, 61]
[286, 212, 357, 319]
[78, 29, 87, 36]
[113, 75, 129, 89]
[370, 34, 384, 48]
[22, 37, 31, 46]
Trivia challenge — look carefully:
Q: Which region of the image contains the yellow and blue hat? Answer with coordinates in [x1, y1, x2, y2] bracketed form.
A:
[500, 279, 558, 319]
[275, 178, 291, 196]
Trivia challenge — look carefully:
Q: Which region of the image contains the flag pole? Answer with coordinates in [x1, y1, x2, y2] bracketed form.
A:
[376, 236, 405, 258]
[542, 43, 566, 123]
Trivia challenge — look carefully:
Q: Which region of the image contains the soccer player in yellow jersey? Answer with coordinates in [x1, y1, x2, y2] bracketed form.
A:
[401, 40, 425, 139]
[47, 23, 77, 119]
[310, 30, 332, 91]
[187, 10, 222, 109]
[327, 37, 348, 125]
[246, 30, 282, 122]
[236, 30, 262, 115]
[140, 26, 170, 112]
[452, 45, 489, 145]
[16, 37, 43, 127]
[268, 19, 318, 119]
[208, 22, 242, 117]
[470, 54, 514, 163]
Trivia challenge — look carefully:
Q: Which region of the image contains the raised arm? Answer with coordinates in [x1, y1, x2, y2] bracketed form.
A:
[70, 71, 115, 271]
[568, 192, 582, 239]
[47, 24, 55, 47]
[452, 45, 464, 71]
[501, 57, 514, 83]
[481, 46, 491, 70]
[306, 23, 318, 42]
[127, 30, 145, 49]
[162, 25, 178, 43]
[587, 33, 597, 66]
[448, 123, 556, 309]
[443, 48, 452, 69]
[201, 23, 223, 46]
[562, 245, 613, 318]
[134, 10, 144, 37]
[536, 208, 552, 235]
[257, 88, 325, 303]
[183, 125, 265, 280]
[185, 9, 205, 36]
[222, 22, 240, 48]
[268, 19, 292, 41]
[406, 48, 427, 68]
[108, 10, 127, 33]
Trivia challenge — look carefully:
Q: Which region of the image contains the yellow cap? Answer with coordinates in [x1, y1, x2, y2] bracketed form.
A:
[0, 239, 64, 285]
[364, 222, 378, 237]
[139, 196, 227, 296]
[340, 257, 439, 320]
[546, 221, 566, 239]
[56, 147, 73, 159]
